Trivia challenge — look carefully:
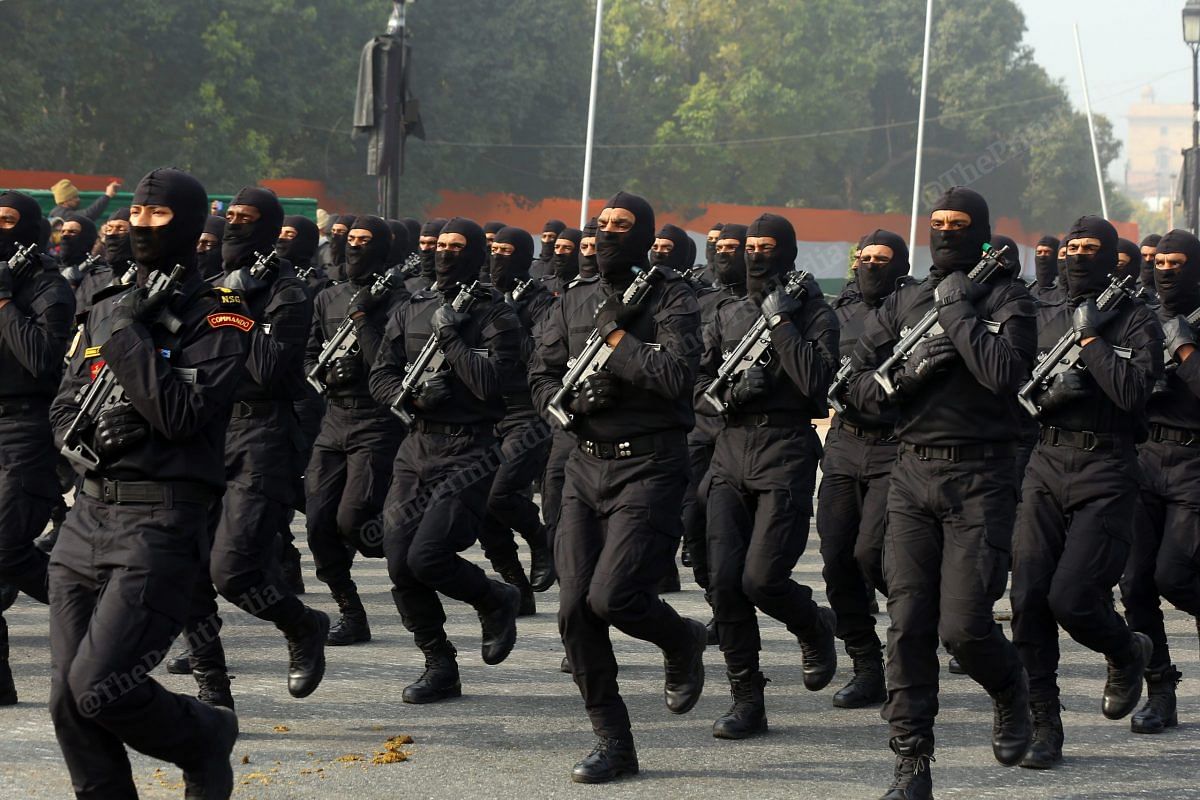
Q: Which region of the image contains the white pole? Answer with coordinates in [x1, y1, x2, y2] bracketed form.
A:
[1074, 23, 1109, 218]
[580, 0, 604, 228]
[909, 0, 934, 253]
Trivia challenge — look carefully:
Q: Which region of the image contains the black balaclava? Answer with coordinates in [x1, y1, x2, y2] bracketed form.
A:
[129, 167, 208, 282]
[596, 192, 654, 283]
[60, 213, 98, 266]
[651, 223, 690, 270]
[0, 190, 43, 260]
[385, 219, 411, 267]
[400, 217, 421, 259]
[857, 228, 910, 307]
[490, 226, 534, 291]
[714, 223, 748, 290]
[745, 213, 798, 303]
[419, 217, 447, 280]
[579, 217, 599, 279]
[551, 227, 582, 283]
[197, 215, 226, 279]
[221, 186, 284, 271]
[929, 186, 991, 279]
[539, 219, 566, 263]
[1154, 229, 1200, 315]
[1117, 238, 1141, 284]
[1063, 215, 1119, 303]
[277, 214, 320, 266]
[1057, 240, 1068, 287]
[330, 214, 352, 265]
[1034, 235, 1060, 288]
[992, 235, 1022, 279]
[1139, 233, 1162, 291]
[705, 221, 725, 269]
[104, 207, 134, 274]
[435, 217, 486, 292]
[483, 221, 506, 240]
[345, 215, 393, 284]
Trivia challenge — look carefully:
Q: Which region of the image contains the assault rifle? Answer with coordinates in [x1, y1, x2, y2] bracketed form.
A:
[307, 269, 401, 394]
[510, 277, 536, 303]
[827, 355, 853, 414]
[5, 243, 39, 282]
[1151, 302, 1200, 396]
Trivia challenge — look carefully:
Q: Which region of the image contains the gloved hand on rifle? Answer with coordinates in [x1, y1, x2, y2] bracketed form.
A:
[0, 263, 13, 301]
[326, 355, 364, 388]
[593, 293, 643, 338]
[934, 271, 988, 326]
[1163, 315, 1196, 361]
[94, 405, 150, 459]
[413, 371, 453, 411]
[110, 282, 175, 335]
[569, 372, 620, 414]
[728, 365, 769, 408]
[1036, 369, 1090, 413]
[1072, 299, 1118, 344]
[431, 303, 471, 342]
[222, 266, 271, 300]
[349, 286, 388, 320]
[893, 334, 957, 396]
[759, 289, 801, 330]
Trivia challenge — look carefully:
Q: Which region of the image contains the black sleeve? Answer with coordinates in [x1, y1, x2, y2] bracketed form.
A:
[439, 303, 520, 403]
[769, 298, 839, 403]
[605, 282, 701, 401]
[368, 304, 409, 407]
[845, 295, 900, 418]
[693, 303, 725, 414]
[528, 297, 571, 414]
[246, 286, 312, 397]
[1078, 307, 1164, 413]
[940, 287, 1036, 394]
[0, 280, 75, 378]
[303, 289, 328, 378]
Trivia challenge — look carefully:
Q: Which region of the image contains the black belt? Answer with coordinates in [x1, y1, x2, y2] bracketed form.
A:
[578, 432, 671, 460]
[899, 442, 1015, 462]
[1039, 426, 1132, 452]
[82, 477, 212, 506]
[837, 419, 897, 442]
[414, 419, 490, 437]
[0, 399, 48, 417]
[1149, 423, 1200, 447]
[328, 395, 378, 409]
[230, 400, 275, 419]
[725, 412, 808, 429]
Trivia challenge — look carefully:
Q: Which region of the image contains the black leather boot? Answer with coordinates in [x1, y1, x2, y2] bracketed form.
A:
[496, 561, 536, 617]
[194, 668, 235, 711]
[947, 655, 966, 675]
[402, 641, 462, 704]
[880, 733, 934, 800]
[712, 668, 768, 739]
[833, 642, 887, 708]
[1103, 632, 1151, 720]
[571, 736, 638, 784]
[166, 650, 193, 675]
[990, 669, 1032, 766]
[705, 617, 718, 646]
[798, 606, 837, 691]
[664, 618, 707, 714]
[560, 654, 572, 674]
[283, 608, 330, 698]
[478, 581, 520, 665]
[0, 618, 15, 706]
[1019, 699, 1063, 769]
[1131, 665, 1180, 734]
[183, 706, 238, 800]
[327, 588, 372, 646]
[528, 525, 556, 593]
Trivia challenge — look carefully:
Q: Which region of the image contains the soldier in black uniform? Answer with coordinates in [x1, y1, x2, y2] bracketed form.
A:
[60, 214, 103, 307]
[578, 217, 598, 279]
[541, 226, 582, 298]
[696, 213, 839, 739]
[101, 208, 134, 281]
[0, 191, 75, 705]
[206, 187, 329, 700]
[327, 215, 353, 283]
[531, 218, 567, 280]
[1139, 233, 1162, 303]
[1030, 235, 1061, 304]
[197, 215, 227, 282]
[369, 217, 523, 703]
[846, 188, 1036, 799]
[820, 228, 910, 710]
[48, 167, 248, 800]
[280, 214, 330, 296]
[406, 218, 446, 294]
[528, 192, 706, 783]
[477, 225, 557, 614]
[304, 215, 408, 647]
[1011, 215, 1162, 769]
[1121, 228, 1200, 737]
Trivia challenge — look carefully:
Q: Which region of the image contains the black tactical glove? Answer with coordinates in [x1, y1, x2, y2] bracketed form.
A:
[431, 303, 471, 341]
[894, 334, 957, 395]
[1162, 315, 1196, 360]
[593, 293, 643, 338]
[759, 289, 801, 330]
[110, 284, 173, 335]
[326, 355, 364, 388]
[729, 365, 769, 408]
[1072, 299, 1118, 343]
[0, 263, 12, 301]
[222, 266, 270, 299]
[413, 371, 453, 410]
[1036, 369, 1090, 413]
[94, 405, 150, 458]
[569, 372, 620, 414]
[934, 271, 987, 325]
[349, 286, 387, 319]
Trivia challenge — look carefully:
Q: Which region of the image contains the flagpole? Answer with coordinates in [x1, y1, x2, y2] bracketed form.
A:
[1074, 23, 1109, 218]
[580, 0, 604, 227]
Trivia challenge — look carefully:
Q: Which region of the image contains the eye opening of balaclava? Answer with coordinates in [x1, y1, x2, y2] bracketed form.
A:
[857, 228, 910, 307]
[651, 224, 690, 271]
[1034, 235, 1060, 288]
[1115, 237, 1141, 284]
[929, 186, 991, 278]
[539, 219, 566, 263]
[1154, 229, 1200, 315]
[60, 213, 98, 266]
[129, 167, 208, 278]
[435, 217, 486, 292]
[745, 213, 798, 303]
[550, 227, 582, 284]
[490, 225, 534, 291]
[1063, 215, 1119, 303]
[1140, 233, 1163, 291]
[595, 192, 654, 283]
[0, 190, 44, 260]
[276, 214, 320, 266]
[579, 217, 599, 279]
[419, 217, 447, 280]
[221, 186, 284, 271]
[713, 223, 748, 289]
[345, 215, 394, 284]
[384, 219, 411, 267]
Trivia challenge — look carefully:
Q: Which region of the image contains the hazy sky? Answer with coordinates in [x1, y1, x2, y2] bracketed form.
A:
[1015, 0, 1192, 180]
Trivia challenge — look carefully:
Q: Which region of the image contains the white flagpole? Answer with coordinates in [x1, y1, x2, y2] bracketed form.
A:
[1074, 23, 1109, 218]
[580, 0, 604, 228]
[909, 0, 934, 252]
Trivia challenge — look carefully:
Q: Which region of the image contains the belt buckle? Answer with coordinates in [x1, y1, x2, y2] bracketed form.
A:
[103, 480, 118, 503]
[582, 440, 596, 457]
[1081, 431, 1098, 452]
[914, 446, 930, 462]
[617, 440, 632, 458]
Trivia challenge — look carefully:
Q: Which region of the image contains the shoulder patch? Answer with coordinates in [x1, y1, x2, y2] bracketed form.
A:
[212, 287, 244, 304]
[206, 312, 255, 332]
[84, 345, 103, 358]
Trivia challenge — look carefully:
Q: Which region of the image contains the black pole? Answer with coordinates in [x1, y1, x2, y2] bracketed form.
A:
[387, 11, 405, 220]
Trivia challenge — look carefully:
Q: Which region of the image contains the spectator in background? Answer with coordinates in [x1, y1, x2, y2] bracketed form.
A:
[49, 178, 120, 221]
[316, 208, 334, 270]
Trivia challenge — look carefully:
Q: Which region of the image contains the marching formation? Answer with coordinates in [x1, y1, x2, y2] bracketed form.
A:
[0, 171, 1196, 800]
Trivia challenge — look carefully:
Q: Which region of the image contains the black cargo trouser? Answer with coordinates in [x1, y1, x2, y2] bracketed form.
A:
[707, 423, 823, 672]
[1011, 440, 1139, 703]
[0, 411, 57, 604]
[556, 433, 696, 738]
[478, 412, 552, 567]
[305, 403, 403, 594]
[817, 421, 896, 652]
[680, 436, 715, 587]
[540, 428, 574, 552]
[49, 492, 229, 800]
[382, 427, 500, 650]
[1121, 439, 1200, 671]
[883, 446, 1023, 741]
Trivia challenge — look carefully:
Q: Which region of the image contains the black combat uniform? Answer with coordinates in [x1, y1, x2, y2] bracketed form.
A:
[1030, 235, 1063, 305]
[540, 226, 582, 298]
[48, 168, 247, 800]
[1137, 233, 1162, 305]
[530, 218, 566, 281]
[406, 218, 445, 295]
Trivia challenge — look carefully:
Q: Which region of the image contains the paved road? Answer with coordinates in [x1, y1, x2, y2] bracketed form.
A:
[3, 529, 1198, 800]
